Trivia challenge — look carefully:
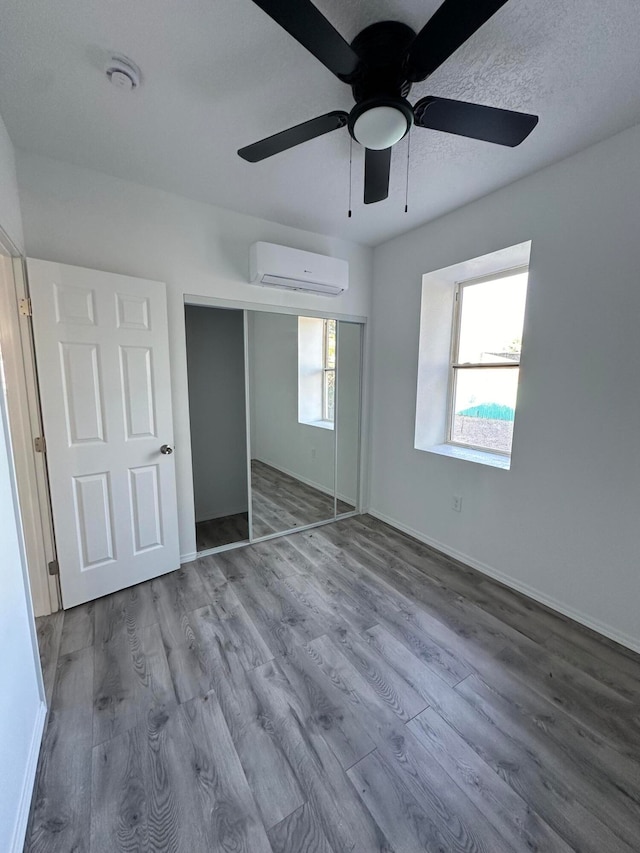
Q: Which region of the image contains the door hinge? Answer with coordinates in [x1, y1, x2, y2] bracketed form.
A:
[48, 560, 59, 576]
[19, 297, 32, 317]
[34, 435, 46, 453]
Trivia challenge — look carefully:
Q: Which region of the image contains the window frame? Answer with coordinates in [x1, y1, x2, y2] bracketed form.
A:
[322, 318, 336, 423]
[447, 265, 528, 457]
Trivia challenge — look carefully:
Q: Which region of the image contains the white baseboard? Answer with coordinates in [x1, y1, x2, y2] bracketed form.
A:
[11, 700, 46, 853]
[180, 551, 198, 565]
[368, 508, 640, 655]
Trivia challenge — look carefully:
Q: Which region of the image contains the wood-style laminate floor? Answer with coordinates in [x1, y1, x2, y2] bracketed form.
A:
[196, 512, 250, 550]
[26, 515, 640, 853]
[251, 460, 353, 539]
[194, 462, 354, 551]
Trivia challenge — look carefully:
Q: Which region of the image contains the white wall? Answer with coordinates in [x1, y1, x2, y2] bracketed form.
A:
[370, 121, 640, 652]
[0, 114, 45, 853]
[185, 305, 248, 523]
[16, 152, 373, 559]
[0, 370, 45, 852]
[0, 117, 23, 253]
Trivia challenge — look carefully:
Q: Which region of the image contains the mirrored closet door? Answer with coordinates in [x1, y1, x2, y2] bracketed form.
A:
[336, 320, 362, 515]
[247, 311, 337, 538]
[186, 303, 363, 554]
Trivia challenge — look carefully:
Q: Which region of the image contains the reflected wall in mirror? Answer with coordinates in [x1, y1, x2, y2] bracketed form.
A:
[336, 321, 362, 514]
[185, 305, 249, 550]
[248, 311, 336, 538]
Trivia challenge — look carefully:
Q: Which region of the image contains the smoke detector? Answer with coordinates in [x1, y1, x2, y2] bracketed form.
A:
[106, 56, 141, 91]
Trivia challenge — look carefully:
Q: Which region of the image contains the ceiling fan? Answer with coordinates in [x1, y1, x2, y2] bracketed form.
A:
[238, 0, 539, 205]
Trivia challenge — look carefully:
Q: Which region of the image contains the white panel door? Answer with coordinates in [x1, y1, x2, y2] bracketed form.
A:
[28, 259, 180, 607]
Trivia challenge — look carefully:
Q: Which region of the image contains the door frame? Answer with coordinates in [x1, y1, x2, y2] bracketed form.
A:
[0, 230, 60, 615]
[183, 294, 369, 560]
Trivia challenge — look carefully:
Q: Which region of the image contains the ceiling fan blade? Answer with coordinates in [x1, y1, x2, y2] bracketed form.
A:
[414, 96, 538, 147]
[238, 111, 348, 162]
[364, 147, 392, 204]
[406, 0, 510, 83]
[249, 0, 360, 81]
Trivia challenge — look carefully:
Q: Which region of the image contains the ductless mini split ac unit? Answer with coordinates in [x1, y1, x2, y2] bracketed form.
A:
[249, 242, 349, 296]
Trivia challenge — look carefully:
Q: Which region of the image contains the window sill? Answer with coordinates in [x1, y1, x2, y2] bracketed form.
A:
[424, 443, 511, 470]
[299, 419, 334, 431]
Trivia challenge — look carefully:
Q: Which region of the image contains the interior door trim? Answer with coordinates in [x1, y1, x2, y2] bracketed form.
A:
[184, 293, 367, 325]
[0, 247, 60, 615]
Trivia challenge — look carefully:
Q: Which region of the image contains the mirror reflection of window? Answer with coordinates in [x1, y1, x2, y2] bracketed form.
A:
[323, 319, 336, 423]
[298, 316, 335, 430]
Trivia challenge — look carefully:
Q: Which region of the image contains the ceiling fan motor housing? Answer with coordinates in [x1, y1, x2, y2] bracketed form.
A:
[349, 21, 417, 102]
[346, 22, 417, 149]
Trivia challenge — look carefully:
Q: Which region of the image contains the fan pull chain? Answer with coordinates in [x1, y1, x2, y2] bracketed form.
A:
[348, 136, 353, 218]
[405, 132, 411, 213]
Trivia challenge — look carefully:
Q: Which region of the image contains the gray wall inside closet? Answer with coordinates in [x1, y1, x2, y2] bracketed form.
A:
[185, 305, 247, 523]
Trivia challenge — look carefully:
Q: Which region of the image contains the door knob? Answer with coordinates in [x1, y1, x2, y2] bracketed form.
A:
[160, 444, 174, 455]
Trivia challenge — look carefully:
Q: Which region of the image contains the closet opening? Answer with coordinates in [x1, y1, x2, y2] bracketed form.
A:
[185, 304, 249, 551]
[185, 298, 365, 556]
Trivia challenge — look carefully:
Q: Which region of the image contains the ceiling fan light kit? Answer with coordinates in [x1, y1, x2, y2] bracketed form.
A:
[350, 98, 413, 150]
[239, 0, 539, 207]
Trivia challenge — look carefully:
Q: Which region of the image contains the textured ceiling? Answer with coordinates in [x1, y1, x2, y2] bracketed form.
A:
[1, 0, 640, 245]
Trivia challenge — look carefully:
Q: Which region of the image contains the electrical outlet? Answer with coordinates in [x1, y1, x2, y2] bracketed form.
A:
[452, 495, 462, 512]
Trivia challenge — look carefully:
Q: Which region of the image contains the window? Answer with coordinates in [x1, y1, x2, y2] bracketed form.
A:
[414, 241, 531, 469]
[298, 316, 335, 429]
[448, 268, 528, 455]
[322, 318, 336, 422]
